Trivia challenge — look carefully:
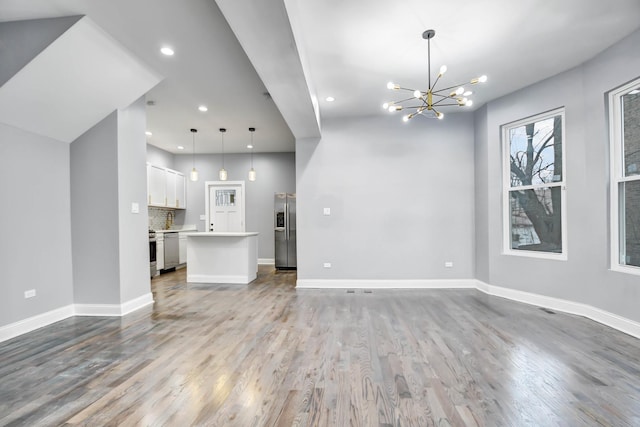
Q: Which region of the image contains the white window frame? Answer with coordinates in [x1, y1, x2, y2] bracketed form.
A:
[608, 78, 640, 276]
[501, 108, 567, 260]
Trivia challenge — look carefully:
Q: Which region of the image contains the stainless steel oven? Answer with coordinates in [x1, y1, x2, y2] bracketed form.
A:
[149, 230, 157, 278]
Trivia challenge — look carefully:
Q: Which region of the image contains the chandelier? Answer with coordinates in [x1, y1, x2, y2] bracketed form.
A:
[383, 29, 487, 121]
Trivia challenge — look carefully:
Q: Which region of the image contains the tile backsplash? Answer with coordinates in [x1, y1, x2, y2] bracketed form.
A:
[149, 207, 183, 231]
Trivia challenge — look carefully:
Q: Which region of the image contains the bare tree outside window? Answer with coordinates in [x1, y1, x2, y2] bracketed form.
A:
[621, 91, 640, 266]
[504, 111, 565, 254]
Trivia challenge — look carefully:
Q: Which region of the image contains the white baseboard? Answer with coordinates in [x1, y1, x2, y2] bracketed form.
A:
[120, 292, 155, 316]
[296, 279, 478, 289]
[75, 292, 154, 317]
[258, 258, 275, 265]
[475, 280, 640, 339]
[187, 274, 255, 284]
[0, 305, 74, 343]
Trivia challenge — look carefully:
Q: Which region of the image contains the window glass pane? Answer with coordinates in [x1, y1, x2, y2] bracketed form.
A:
[509, 115, 563, 187]
[621, 180, 640, 267]
[510, 187, 562, 253]
[623, 90, 640, 177]
[215, 189, 236, 206]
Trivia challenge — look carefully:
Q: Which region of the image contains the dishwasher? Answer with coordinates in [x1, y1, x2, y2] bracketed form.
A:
[163, 232, 180, 270]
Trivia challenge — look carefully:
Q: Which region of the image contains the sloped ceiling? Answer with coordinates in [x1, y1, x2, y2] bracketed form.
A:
[0, 16, 162, 143]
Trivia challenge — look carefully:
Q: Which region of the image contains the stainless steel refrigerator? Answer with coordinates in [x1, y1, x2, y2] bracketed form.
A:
[274, 193, 297, 269]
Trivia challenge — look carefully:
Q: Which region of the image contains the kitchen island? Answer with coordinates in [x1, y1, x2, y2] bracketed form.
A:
[184, 232, 259, 284]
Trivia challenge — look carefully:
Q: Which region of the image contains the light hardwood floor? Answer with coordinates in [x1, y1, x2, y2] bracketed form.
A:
[1, 266, 640, 426]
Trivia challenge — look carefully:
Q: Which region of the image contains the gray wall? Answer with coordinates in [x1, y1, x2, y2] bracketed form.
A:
[296, 114, 476, 280]
[71, 112, 121, 304]
[0, 123, 74, 326]
[475, 28, 640, 323]
[71, 97, 151, 305]
[172, 151, 296, 260]
[146, 144, 174, 169]
[117, 97, 151, 303]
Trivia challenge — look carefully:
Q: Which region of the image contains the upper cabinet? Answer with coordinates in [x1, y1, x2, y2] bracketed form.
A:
[147, 164, 186, 209]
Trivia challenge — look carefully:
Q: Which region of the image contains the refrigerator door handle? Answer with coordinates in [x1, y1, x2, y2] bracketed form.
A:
[284, 203, 289, 241]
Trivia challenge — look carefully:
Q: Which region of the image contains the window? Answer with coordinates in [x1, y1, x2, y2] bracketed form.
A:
[502, 108, 566, 259]
[609, 79, 640, 274]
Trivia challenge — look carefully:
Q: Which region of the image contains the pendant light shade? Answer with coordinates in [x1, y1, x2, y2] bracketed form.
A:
[190, 128, 198, 181]
[248, 127, 256, 181]
[219, 128, 227, 181]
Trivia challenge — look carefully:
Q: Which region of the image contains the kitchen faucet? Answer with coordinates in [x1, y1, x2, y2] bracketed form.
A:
[165, 210, 175, 230]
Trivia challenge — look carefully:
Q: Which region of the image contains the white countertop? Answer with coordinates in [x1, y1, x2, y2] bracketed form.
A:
[154, 226, 197, 234]
[184, 231, 259, 237]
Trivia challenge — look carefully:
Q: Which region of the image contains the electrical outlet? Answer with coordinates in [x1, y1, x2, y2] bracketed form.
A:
[131, 202, 139, 214]
[323, 207, 331, 216]
[24, 289, 36, 298]
[445, 261, 453, 268]
[323, 262, 332, 268]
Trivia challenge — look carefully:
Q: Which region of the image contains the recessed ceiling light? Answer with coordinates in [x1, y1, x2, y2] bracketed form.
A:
[177, 146, 185, 150]
[145, 131, 152, 136]
[198, 105, 208, 112]
[247, 144, 254, 149]
[160, 46, 174, 56]
[326, 96, 335, 102]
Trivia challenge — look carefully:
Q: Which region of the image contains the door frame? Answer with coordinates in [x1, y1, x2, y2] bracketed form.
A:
[205, 181, 246, 232]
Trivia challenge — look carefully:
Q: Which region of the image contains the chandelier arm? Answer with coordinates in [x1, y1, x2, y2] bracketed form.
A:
[432, 82, 470, 94]
[432, 102, 464, 107]
[393, 95, 421, 104]
[396, 86, 421, 92]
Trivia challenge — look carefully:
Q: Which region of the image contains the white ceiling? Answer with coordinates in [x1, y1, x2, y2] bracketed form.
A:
[2, 0, 640, 153]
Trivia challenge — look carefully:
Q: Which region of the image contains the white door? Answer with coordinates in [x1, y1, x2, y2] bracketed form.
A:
[206, 181, 245, 232]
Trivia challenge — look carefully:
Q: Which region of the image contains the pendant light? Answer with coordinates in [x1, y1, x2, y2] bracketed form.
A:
[248, 127, 256, 181]
[219, 128, 228, 181]
[190, 128, 198, 181]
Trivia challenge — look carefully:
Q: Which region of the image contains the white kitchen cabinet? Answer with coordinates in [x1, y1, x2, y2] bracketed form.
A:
[175, 173, 186, 208]
[166, 169, 177, 208]
[148, 164, 166, 206]
[147, 164, 186, 209]
[156, 233, 165, 270]
[179, 232, 188, 264]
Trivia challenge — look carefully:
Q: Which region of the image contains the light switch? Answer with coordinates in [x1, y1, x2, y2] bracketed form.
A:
[445, 261, 453, 268]
[131, 202, 139, 214]
[323, 207, 331, 216]
[323, 262, 332, 268]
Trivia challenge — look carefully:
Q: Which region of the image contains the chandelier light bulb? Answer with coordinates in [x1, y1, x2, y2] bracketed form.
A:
[413, 90, 422, 98]
[456, 87, 465, 95]
[387, 82, 395, 89]
[463, 90, 473, 97]
[437, 112, 444, 119]
[479, 75, 488, 83]
[402, 115, 410, 122]
[439, 65, 447, 75]
[382, 102, 390, 109]
[466, 100, 473, 107]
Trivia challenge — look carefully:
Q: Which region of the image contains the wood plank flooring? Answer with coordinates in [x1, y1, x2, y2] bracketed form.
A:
[1, 266, 640, 426]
